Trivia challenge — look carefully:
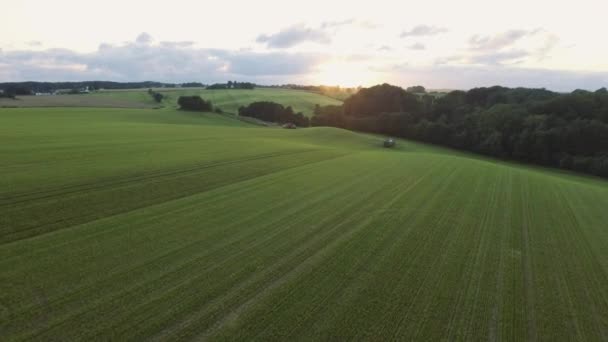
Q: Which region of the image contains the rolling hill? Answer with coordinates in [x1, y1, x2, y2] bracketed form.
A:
[0, 88, 342, 117]
[1, 107, 608, 340]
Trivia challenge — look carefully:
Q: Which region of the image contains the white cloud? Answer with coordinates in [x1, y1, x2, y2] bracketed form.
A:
[135, 32, 153, 45]
[401, 25, 448, 38]
[257, 25, 331, 48]
[0, 34, 327, 83]
[408, 43, 426, 50]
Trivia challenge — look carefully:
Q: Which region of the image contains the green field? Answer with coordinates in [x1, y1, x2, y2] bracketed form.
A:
[2, 107, 608, 340]
[1, 88, 341, 117]
[149, 88, 343, 116]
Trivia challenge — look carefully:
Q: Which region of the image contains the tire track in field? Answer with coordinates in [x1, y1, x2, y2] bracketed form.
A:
[13, 178, 345, 341]
[283, 160, 450, 340]
[408, 169, 494, 340]
[462, 171, 506, 339]
[1, 149, 346, 244]
[519, 176, 538, 341]
[3, 156, 359, 337]
[379, 166, 471, 339]
[144, 161, 415, 340]
[0, 149, 319, 206]
[256, 160, 445, 341]
[10, 156, 375, 341]
[195, 158, 444, 341]
[443, 170, 501, 340]
[488, 170, 514, 341]
[551, 186, 608, 340]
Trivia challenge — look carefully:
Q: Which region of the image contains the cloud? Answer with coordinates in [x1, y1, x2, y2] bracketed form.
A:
[377, 45, 392, 52]
[256, 25, 331, 48]
[436, 29, 559, 67]
[400, 25, 448, 38]
[442, 50, 530, 66]
[536, 33, 560, 61]
[384, 64, 608, 92]
[135, 32, 153, 45]
[321, 19, 378, 29]
[0, 33, 327, 83]
[408, 43, 426, 50]
[468, 29, 540, 51]
[469, 50, 529, 65]
[320, 19, 355, 29]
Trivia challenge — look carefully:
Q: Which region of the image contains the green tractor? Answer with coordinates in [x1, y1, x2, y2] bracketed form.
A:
[383, 138, 396, 148]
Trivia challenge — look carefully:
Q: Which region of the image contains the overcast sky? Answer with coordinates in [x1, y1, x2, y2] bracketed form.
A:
[1, 0, 607, 90]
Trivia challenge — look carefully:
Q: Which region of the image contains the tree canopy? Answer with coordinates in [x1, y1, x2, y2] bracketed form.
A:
[239, 101, 309, 127]
[312, 84, 608, 178]
[177, 96, 213, 111]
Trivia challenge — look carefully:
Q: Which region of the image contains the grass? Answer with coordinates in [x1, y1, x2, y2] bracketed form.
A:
[0, 93, 158, 109]
[1, 107, 608, 341]
[104, 87, 343, 116]
[1, 88, 342, 118]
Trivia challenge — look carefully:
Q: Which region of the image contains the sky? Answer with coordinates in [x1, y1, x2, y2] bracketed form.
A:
[1, 0, 607, 91]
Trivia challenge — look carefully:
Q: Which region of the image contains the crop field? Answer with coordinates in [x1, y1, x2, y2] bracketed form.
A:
[2, 107, 608, 340]
[0, 88, 341, 116]
[0, 93, 158, 109]
[109, 88, 342, 116]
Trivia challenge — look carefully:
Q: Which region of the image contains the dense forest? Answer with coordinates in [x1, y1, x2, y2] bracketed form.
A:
[312, 84, 608, 178]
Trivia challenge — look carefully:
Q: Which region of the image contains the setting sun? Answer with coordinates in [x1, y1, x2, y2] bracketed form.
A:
[314, 61, 380, 87]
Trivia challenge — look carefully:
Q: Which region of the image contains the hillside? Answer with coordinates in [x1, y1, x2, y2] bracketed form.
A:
[0, 88, 342, 117]
[2, 107, 608, 340]
[151, 88, 343, 116]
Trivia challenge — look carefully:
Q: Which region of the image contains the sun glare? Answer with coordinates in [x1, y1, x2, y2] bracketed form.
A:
[314, 61, 379, 87]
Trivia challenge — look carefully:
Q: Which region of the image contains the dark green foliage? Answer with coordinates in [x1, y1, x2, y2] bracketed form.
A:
[406, 85, 426, 93]
[178, 96, 213, 111]
[147, 89, 164, 103]
[181, 82, 205, 88]
[312, 84, 608, 177]
[311, 104, 344, 127]
[239, 101, 310, 127]
[0, 91, 16, 99]
[343, 83, 422, 117]
[207, 81, 256, 90]
[0, 81, 174, 93]
[2, 86, 33, 96]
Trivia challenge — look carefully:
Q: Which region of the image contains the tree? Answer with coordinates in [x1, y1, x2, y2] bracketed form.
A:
[310, 83, 608, 178]
[177, 96, 213, 111]
[406, 85, 426, 93]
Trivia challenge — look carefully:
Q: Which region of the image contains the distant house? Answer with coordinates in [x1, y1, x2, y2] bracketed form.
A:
[282, 123, 297, 129]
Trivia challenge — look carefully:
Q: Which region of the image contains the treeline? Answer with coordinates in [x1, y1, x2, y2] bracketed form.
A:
[0, 81, 214, 94]
[207, 81, 255, 90]
[239, 102, 309, 127]
[311, 84, 608, 178]
[177, 95, 309, 127]
[0, 81, 171, 93]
